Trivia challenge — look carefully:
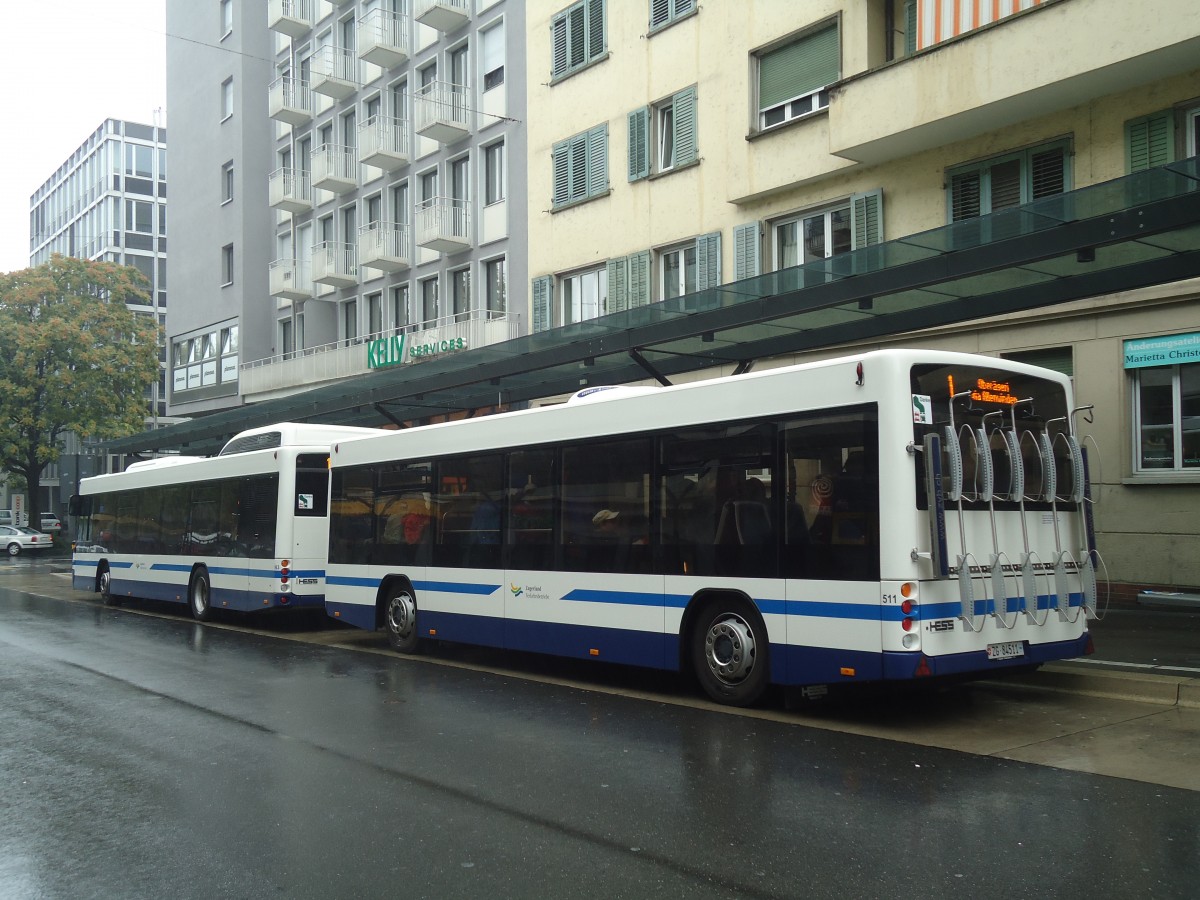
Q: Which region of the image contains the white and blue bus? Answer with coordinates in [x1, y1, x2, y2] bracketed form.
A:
[324, 349, 1099, 706]
[72, 423, 381, 619]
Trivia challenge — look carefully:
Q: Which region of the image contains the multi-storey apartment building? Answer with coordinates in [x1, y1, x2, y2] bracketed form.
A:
[238, 0, 526, 402]
[524, 0, 1200, 598]
[26, 118, 170, 516]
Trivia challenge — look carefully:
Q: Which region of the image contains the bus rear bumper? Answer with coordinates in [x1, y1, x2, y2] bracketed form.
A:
[882, 632, 1091, 680]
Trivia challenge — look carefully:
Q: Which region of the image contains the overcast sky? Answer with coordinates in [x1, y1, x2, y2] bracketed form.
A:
[0, 1, 167, 274]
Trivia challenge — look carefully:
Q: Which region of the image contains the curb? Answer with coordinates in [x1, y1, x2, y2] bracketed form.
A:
[983, 663, 1200, 708]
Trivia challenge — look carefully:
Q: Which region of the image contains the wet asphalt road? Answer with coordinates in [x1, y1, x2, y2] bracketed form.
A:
[1, 561, 1199, 898]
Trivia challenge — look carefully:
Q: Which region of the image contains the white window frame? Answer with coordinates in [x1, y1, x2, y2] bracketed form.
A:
[1187, 105, 1200, 157]
[559, 265, 607, 325]
[755, 22, 838, 131]
[221, 161, 234, 205]
[484, 140, 505, 205]
[485, 257, 506, 315]
[220, 0, 233, 38]
[342, 298, 359, 344]
[480, 19, 505, 91]
[658, 242, 696, 301]
[221, 78, 234, 121]
[1132, 363, 1200, 474]
[771, 202, 852, 270]
[221, 244, 234, 286]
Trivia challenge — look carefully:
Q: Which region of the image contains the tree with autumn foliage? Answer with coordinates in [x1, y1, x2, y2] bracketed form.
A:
[0, 255, 160, 525]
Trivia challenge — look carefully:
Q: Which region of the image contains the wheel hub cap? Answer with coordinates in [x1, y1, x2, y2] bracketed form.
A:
[705, 614, 756, 684]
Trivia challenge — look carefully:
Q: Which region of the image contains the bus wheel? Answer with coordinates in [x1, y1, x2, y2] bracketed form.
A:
[691, 597, 769, 707]
[98, 565, 117, 606]
[384, 585, 419, 653]
[189, 568, 213, 622]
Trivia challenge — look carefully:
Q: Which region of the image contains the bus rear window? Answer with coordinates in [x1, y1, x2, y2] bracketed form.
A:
[295, 453, 330, 517]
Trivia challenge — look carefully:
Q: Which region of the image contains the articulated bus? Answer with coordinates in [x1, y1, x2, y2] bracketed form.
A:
[324, 349, 1098, 706]
[72, 423, 381, 619]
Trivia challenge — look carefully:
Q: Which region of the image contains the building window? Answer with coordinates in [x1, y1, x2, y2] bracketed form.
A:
[125, 199, 153, 234]
[1188, 106, 1200, 157]
[484, 141, 505, 205]
[220, 0, 233, 37]
[221, 244, 234, 285]
[560, 265, 607, 325]
[420, 277, 439, 325]
[755, 22, 838, 130]
[1134, 364, 1200, 472]
[158, 203, 167, 236]
[659, 243, 697, 301]
[551, 0, 606, 81]
[481, 20, 505, 91]
[649, 0, 695, 32]
[221, 161, 234, 204]
[281, 319, 294, 358]
[342, 299, 358, 344]
[551, 124, 608, 209]
[221, 78, 234, 121]
[451, 268, 471, 321]
[367, 292, 383, 335]
[774, 204, 851, 268]
[628, 86, 696, 181]
[125, 144, 153, 178]
[391, 283, 410, 329]
[485, 258, 506, 315]
[949, 142, 1069, 221]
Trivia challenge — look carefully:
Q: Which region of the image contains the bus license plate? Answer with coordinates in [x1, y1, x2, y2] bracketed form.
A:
[987, 641, 1024, 661]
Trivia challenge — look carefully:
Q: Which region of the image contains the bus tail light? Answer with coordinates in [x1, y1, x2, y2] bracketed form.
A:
[913, 656, 933, 677]
[280, 560, 290, 585]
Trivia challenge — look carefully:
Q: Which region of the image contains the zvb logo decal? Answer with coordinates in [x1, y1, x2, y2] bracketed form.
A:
[510, 583, 524, 597]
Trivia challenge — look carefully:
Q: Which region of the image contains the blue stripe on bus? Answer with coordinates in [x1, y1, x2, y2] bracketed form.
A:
[326, 576, 501, 597]
[922, 593, 1082, 620]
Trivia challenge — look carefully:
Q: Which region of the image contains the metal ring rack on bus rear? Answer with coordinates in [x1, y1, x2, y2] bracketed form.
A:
[980, 411, 1018, 630]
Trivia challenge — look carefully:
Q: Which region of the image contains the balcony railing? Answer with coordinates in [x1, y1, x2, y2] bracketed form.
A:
[268, 77, 312, 126]
[268, 167, 313, 213]
[311, 241, 358, 288]
[358, 222, 411, 272]
[414, 80, 471, 144]
[268, 259, 312, 301]
[358, 8, 410, 67]
[414, 0, 470, 33]
[416, 196, 471, 254]
[311, 45, 358, 99]
[239, 309, 522, 400]
[268, 0, 315, 38]
[358, 115, 410, 170]
[310, 143, 357, 193]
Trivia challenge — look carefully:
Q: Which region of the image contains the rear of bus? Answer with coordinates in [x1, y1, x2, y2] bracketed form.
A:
[885, 353, 1095, 680]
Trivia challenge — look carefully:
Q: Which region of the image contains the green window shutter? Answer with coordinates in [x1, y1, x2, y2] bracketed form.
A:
[627, 250, 651, 307]
[850, 189, 883, 250]
[759, 23, 839, 110]
[650, 0, 670, 29]
[551, 12, 569, 77]
[587, 124, 609, 196]
[551, 139, 570, 207]
[1002, 347, 1074, 378]
[628, 107, 649, 181]
[672, 86, 697, 167]
[673, 0, 695, 16]
[733, 222, 760, 280]
[587, 0, 606, 61]
[569, 133, 588, 202]
[950, 170, 981, 221]
[903, 1, 917, 56]
[606, 257, 629, 313]
[568, 3, 587, 69]
[532, 276, 553, 332]
[695, 231, 721, 290]
[1126, 111, 1175, 173]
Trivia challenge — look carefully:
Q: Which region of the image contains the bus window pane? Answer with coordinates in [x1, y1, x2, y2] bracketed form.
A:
[782, 409, 878, 581]
[561, 438, 651, 574]
[331, 467, 375, 565]
[507, 449, 557, 571]
[161, 486, 189, 554]
[295, 453, 330, 517]
[240, 476, 279, 558]
[434, 455, 504, 569]
[136, 486, 163, 553]
[114, 491, 139, 554]
[375, 460, 433, 566]
[188, 482, 222, 556]
[660, 423, 776, 578]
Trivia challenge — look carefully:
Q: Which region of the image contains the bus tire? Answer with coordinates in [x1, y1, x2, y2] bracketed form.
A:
[383, 583, 419, 653]
[98, 565, 117, 606]
[189, 567, 213, 622]
[690, 596, 770, 707]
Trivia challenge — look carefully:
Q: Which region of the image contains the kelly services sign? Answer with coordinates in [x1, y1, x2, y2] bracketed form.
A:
[1123, 332, 1200, 369]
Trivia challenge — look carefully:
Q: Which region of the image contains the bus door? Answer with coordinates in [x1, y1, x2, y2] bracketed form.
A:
[292, 453, 333, 591]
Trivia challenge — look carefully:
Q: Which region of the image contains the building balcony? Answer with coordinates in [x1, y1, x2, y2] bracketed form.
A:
[268, 77, 312, 126]
[828, 0, 1200, 166]
[268, 0, 315, 38]
[311, 241, 358, 288]
[310, 144, 357, 193]
[358, 8, 409, 68]
[269, 259, 311, 301]
[310, 45, 358, 100]
[268, 167, 313, 213]
[415, 197, 471, 254]
[414, 0, 470, 33]
[414, 80, 471, 145]
[358, 115, 410, 170]
[358, 222, 410, 272]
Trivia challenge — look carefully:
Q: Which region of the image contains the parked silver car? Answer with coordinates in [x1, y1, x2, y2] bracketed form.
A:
[0, 525, 53, 556]
[39, 514, 63, 535]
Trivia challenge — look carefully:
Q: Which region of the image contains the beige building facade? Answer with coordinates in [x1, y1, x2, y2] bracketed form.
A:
[524, 0, 1200, 598]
